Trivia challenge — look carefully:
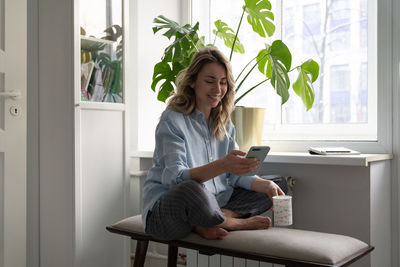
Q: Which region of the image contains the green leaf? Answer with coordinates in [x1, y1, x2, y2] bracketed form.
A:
[157, 82, 174, 102]
[151, 61, 184, 102]
[102, 24, 123, 41]
[256, 45, 271, 77]
[152, 15, 182, 39]
[97, 53, 112, 66]
[256, 41, 291, 104]
[213, 20, 245, 53]
[151, 61, 173, 91]
[269, 40, 291, 71]
[110, 61, 121, 94]
[300, 59, 319, 82]
[244, 0, 275, 37]
[152, 16, 205, 102]
[270, 59, 290, 104]
[292, 60, 319, 110]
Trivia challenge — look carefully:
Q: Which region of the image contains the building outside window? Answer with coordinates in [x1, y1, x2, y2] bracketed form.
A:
[330, 64, 350, 123]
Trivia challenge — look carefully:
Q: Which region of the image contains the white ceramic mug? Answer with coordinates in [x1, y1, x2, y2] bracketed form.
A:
[272, 195, 293, 226]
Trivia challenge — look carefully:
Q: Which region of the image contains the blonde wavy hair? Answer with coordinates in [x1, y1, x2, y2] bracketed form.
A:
[167, 46, 235, 140]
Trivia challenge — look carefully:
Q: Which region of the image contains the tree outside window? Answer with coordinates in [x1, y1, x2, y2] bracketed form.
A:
[282, 0, 368, 128]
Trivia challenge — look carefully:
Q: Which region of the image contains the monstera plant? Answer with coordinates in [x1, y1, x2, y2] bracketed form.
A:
[151, 0, 320, 150]
[151, 0, 319, 110]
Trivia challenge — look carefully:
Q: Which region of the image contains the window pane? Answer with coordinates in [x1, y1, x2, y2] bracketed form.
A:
[330, 65, 350, 123]
[360, 0, 368, 48]
[358, 63, 368, 122]
[302, 3, 321, 55]
[282, 0, 368, 125]
[200, 0, 373, 141]
[210, 0, 270, 109]
[80, 0, 123, 103]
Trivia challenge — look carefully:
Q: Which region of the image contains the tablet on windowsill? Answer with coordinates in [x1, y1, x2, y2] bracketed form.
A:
[308, 147, 361, 155]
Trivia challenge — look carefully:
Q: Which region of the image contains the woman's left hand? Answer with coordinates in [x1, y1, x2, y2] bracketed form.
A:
[263, 179, 285, 200]
[250, 177, 285, 200]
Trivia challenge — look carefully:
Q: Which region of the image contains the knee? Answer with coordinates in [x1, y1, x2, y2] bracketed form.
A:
[168, 179, 207, 203]
[176, 179, 205, 194]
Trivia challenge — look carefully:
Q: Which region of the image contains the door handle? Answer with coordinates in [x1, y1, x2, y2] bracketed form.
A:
[0, 91, 21, 99]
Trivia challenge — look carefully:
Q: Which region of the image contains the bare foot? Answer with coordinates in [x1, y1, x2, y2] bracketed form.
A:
[194, 226, 228, 240]
[219, 216, 271, 231]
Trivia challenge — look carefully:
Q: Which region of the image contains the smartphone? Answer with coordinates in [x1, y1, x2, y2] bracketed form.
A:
[242, 146, 270, 176]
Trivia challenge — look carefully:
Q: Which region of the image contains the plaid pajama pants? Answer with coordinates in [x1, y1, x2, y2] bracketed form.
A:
[145, 175, 288, 240]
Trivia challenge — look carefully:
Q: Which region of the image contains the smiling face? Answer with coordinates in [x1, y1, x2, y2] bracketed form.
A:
[191, 62, 228, 119]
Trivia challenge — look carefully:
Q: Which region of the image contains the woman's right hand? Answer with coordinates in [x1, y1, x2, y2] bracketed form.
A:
[223, 150, 260, 176]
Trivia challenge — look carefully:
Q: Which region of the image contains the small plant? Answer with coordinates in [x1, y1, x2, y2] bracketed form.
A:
[151, 0, 319, 110]
[81, 25, 123, 102]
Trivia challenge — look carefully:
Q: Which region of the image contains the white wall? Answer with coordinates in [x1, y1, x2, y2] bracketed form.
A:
[391, 0, 400, 265]
[130, 0, 190, 152]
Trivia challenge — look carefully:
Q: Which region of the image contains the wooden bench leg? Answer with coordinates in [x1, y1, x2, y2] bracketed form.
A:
[133, 240, 149, 267]
[168, 244, 178, 267]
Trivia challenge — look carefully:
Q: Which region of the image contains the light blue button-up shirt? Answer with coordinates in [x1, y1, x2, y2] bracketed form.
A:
[142, 108, 257, 227]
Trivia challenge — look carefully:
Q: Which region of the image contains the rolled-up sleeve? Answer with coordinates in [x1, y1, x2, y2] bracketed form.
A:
[156, 120, 191, 185]
[234, 175, 257, 190]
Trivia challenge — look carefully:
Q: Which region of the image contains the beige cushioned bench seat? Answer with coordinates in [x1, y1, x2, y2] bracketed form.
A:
[107, 215, 373, 267]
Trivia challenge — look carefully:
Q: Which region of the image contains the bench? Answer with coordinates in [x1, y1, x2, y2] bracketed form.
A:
[106, 215, 373, 267]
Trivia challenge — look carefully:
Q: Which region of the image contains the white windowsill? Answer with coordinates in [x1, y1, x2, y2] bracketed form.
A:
[131, 151, 393, 167]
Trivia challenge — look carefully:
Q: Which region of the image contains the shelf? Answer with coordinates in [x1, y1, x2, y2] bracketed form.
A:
[131, 150, 393, 167]
[80, 35, 115, 51]
[264, 152, 393, 167]
[75, 101, 125, 111]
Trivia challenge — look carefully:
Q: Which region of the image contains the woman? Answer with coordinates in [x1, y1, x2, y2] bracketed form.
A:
[142, 46, 287, 240]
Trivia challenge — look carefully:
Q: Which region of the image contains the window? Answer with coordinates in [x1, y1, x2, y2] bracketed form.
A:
[330, 65, 350, 123]
[358, 63, 368, 122]
[193, 0, 378, 145]
[328, 0, 351, 51]
[302, 3, 321, 55]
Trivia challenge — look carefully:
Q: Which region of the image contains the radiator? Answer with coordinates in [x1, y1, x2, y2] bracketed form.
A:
[185, 229, 286, 267]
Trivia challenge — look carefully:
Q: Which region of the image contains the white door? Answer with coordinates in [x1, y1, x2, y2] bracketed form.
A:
[0, 0, 27, 266]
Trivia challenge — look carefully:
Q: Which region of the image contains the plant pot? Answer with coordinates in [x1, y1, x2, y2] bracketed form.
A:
[231, 106, 266, 152]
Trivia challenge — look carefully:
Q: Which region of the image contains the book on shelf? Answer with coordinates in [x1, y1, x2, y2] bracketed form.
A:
[81, 61, 94, 101]
[308, 147, 361, 155]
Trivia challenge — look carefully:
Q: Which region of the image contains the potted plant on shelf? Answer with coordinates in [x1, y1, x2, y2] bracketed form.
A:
[80, 25, 123, 103]
[151, 0, 319, 150]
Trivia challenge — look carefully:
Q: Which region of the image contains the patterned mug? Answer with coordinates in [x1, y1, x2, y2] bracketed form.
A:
[272, 195, 293, 226]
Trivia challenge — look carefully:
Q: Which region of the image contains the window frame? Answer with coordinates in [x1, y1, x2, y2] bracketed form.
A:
[191, 0, 392, 153]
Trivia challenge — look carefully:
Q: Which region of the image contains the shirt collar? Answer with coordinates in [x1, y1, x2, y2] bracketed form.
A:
[191, 109, 213, 127]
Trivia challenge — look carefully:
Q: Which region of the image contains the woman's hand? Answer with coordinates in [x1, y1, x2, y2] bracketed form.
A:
[264, 179, 285, 200]
[222, 150, 261, 176]
[250, 177, 285, 200]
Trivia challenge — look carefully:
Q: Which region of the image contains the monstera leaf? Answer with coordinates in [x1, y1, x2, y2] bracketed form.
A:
[213, 20, 245, 54]
[151, 61, 177, 102]
[293, 59, 319, 110]
[153, 15, 183, 39]
[244, 0, 275, 38]
[102, 25, 123, 41]
[256, 40, 292, 104]
[151, 16, 205, 102]
[151, 0, 319, 110]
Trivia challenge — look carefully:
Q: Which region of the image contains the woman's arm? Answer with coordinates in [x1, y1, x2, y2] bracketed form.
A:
[250, 177, 285, 199]
[190, 150, 260, 183]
